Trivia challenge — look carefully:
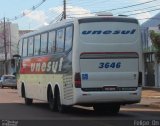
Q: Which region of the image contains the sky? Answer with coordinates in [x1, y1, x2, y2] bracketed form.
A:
[0, 0, 160, 30]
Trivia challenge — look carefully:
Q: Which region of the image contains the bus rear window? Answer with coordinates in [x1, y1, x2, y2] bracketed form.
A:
[79, 21, 138, 43]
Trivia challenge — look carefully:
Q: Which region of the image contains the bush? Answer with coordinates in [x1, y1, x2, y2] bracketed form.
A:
[150, 30, 160, 51]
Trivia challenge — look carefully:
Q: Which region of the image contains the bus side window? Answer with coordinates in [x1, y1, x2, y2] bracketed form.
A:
[48, 31, 56, 53]
[22, 38, 28, 57]
[65, 26, 73, 51]
[41, 33, 48, 55]
[28, 37, 34, 56]
[56, 28, 65, 53]
[34, 35, 41, 56]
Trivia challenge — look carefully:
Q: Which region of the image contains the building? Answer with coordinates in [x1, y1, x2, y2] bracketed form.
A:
[0, 22, 19, 75]
[0, 21, 34, 76]
[141, 12, 160, 88]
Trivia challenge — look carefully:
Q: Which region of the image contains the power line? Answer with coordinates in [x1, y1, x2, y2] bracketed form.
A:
[67, 0, 111, 7]
[64, 1, 160, 25]
[49, 13, 63, 24]
[66, 0, 160, 17]
[93, 0, 159, 13]
[127, 8, 160, 16]
[67, 0, 102, 5]
[116, 4, 160, 15]
[8, 0, 47, 21]
[3, 0, 160, 30]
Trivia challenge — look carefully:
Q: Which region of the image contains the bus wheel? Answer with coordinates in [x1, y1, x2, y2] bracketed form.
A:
[25, 98, 33, 105]
[21, 85, 33, 105]
[1, 85, 3, 88]
[105, 104, 120, 115]
[93, 104, 120, 115]
[93, 104, 104, 113]
[48, 88, 57, 111]
[56, 89, 66, 113]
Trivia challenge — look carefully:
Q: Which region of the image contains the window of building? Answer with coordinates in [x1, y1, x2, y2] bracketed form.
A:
[28, 37, 34, 56]
[22, 38, 28, 57]
[48, 31, 56, 53]
[65, 26, 73, 51]
[34, 35, 41, 56]
[145, 53, 154, 63]
[41, 33, 48, 55]
[56, 28, 65, 52]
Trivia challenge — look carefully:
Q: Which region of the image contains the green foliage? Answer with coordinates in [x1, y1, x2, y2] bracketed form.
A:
[150, 30, 160, 52]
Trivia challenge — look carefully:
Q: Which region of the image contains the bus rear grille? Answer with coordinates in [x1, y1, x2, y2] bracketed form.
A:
[63, 75, 73, 100]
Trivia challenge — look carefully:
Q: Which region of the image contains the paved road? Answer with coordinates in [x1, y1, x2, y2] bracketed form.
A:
[0, 88, 160, 126]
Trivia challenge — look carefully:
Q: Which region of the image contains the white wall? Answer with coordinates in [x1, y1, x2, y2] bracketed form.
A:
[10, 23, 19, 56]
[0, 22, 19, 61]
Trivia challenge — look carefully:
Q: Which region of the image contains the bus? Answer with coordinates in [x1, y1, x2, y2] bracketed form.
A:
[15, 14, 143, 114]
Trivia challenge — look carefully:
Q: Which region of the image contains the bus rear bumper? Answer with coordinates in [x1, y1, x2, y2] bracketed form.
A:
[73, 87, 142, 105]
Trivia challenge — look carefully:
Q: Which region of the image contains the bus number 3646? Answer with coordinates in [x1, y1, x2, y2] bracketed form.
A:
[99, 62, 121, 69]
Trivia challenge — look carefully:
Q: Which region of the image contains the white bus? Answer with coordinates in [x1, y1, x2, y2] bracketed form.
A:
[15, 15, 143, 114]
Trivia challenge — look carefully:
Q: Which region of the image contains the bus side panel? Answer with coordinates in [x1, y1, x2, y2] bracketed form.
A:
[17, 50, 73, 104]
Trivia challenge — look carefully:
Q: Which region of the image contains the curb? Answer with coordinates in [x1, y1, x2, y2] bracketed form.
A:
[134, 103, 160, 109]
[149, 103, 160, 109]
[142, 96, 160, 99]
[124, 102, 160, 109]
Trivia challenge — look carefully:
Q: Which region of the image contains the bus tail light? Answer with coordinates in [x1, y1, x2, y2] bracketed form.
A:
[138, 72, 142, 87]
[75, 73, 81, 88]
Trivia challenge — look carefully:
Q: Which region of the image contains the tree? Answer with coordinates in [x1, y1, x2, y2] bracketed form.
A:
[150, 30, 160, 51]
[150, 30, 160, 62]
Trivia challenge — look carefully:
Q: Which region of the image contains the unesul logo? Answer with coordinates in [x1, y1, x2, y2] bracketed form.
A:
[82, 29, 136, 35]
[30, 57, 63, 73]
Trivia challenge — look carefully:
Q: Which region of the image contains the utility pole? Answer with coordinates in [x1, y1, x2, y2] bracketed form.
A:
[63, 0, 66, 19]
[3, 17, 7, 74]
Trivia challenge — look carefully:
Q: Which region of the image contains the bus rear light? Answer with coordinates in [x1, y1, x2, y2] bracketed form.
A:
[75, 73, 81, 88]
[138, 72, 142, 87]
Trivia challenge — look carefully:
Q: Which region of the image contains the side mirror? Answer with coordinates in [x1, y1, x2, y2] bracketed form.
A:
[13, 54, 21, 58]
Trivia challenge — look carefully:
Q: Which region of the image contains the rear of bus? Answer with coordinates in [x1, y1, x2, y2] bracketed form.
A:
[72, 16, 142, 109]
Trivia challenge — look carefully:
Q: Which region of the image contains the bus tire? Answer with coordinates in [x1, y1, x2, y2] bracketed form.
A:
[1, 85, 3, 88]
[56, 89, 66, 113]
[25, 98, 33, 105]
[21, 84, 25, 98]
[105, 104, 120, 115]
[93, 104, 104, 113]
[93, 104, 120, 115]
[21, 84, 33, 105]
[48, 88, 57, 111]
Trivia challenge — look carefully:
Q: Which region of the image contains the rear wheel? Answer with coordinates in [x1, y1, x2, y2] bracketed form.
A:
[21, 84, 33, 105]
[56, 89, 66, 113]
[93, 104, 120, 115]
[1, 85, 3, 88]
[24, 98, 33, 105]
[48, 88, 57, 111]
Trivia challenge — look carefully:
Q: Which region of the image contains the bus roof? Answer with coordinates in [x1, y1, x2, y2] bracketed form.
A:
[20, 15, 138, 39]
[20, 18, 74, 39]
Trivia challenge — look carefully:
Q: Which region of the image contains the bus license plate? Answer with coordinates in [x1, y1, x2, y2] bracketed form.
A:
[104, 86, 117, 91]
